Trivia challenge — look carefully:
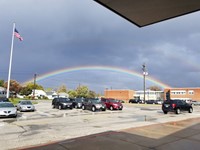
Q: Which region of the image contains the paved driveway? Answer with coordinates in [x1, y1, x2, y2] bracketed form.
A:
[0, 100, 200, 150]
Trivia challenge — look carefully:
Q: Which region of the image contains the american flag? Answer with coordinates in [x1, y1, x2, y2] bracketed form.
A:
[14, 28, 23, 41]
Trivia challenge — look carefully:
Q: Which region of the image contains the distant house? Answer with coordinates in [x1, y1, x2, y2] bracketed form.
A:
[46, 91, 58, 99]
[0, 87, 6, 97]
[57, 92, 69, 98]
[30, 89, 47, 98]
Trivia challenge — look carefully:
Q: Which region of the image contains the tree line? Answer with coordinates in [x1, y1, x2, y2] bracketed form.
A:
[0, 79, 99, 99]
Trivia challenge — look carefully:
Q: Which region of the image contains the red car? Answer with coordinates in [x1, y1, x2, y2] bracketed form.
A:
[101, 98, 123, 111]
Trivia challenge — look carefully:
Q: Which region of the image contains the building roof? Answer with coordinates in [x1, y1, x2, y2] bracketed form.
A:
[95, 0, 200, 27]
[0, 87, 6, 91]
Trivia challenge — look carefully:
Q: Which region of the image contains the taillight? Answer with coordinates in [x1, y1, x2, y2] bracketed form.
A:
[172, 103, 176, 108]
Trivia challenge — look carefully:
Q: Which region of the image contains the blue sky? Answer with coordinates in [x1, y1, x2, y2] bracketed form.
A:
[0, 0, 200, 92]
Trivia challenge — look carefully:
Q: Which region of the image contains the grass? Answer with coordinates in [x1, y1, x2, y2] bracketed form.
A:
[9, 98, 38, 105]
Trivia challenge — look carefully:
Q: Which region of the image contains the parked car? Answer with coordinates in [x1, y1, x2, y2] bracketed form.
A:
[16, 100, 35, 112]
[52, 98, 73, 110]
[191, 100, 200, 106]
[101, 98, 123, 110]
[129, 99, 142, 103]
[155, 100, 163, 105]
[82, 98, 106, 112]
[162, 99, 193, 114]
[72, 98, 84, 108]
[0, 102, 17, 118]
[0, 97, 9, 102]
[146, 100, 157, 104]
[117, 100, 125, 103]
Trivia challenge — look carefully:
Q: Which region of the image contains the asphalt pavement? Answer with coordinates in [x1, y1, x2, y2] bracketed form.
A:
[1, 101, 200, 150]
[19, 117, 200, 150]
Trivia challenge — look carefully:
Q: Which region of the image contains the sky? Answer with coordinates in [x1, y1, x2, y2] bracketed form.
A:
[0, 0, 200, 93]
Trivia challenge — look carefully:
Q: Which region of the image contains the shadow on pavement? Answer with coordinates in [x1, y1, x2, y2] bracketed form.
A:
[18, 117, 200, 150]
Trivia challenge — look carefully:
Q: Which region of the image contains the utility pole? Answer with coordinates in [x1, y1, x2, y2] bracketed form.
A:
[142, 63, 148, 103]
[33, 73, 37, 99]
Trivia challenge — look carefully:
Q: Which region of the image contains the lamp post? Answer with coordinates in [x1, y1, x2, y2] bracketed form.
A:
[142, 64, 148, 103]
[33, 73, 37, 99]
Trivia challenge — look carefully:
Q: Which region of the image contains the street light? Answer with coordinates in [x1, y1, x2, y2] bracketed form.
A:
[142, 63, 148, 103]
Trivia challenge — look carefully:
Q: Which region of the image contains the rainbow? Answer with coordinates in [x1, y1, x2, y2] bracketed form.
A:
[24, 65, 171, 88]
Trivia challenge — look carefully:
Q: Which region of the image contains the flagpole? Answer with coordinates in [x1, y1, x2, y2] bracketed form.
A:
[6, 23, 15, 98]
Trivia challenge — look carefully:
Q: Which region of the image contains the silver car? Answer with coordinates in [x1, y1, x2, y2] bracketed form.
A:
[0, 102, 17, 118]
[17, 100, 35, 112]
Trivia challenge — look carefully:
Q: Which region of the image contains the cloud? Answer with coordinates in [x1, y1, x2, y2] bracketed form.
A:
[0, 0, 200, 92]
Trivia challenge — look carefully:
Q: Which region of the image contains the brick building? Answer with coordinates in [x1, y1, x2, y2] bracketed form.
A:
[164, 88, 200, 101]
[104, 89, 134, 103]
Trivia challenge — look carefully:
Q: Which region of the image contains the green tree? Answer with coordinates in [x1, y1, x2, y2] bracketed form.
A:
[0, 80, 4, 87]
[20, 86, 32, 96]
[76, 85, 89, 98]
[68, 90, 77, 98]
[25, 82, 44, 90]
[86, 90, 96, 98]
[57, 84, 67, 93]
[20, 82, 44, 96]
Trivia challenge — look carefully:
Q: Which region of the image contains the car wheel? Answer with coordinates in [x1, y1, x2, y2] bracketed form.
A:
[19, 107, 22, 112]
[119, 108, 123, 111]
[75, 105, 78, 109]
[82, 105, 85, 110]
[92, 106, 96, 112]
[110, 106, 113, 111]
[59, 105, 62, 110]
[163, 111, 168, 114]
[189, 107, 193, 113]
[176, 108, 180, 114]
[52, 105, 55, 109]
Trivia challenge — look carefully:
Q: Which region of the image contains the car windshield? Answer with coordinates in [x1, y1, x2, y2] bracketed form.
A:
[91, 99, 101, 103]
[0, 103, 14, 108]
[76, 98, 83, 102]
[109, 99, 118, 103]
[60, 98, 70, 102]
[21, 101, 32, 105]
[0, 98, 9, 102]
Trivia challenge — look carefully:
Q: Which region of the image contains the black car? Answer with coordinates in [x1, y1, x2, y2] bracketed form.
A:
[146, 100, 157, 104]
[129, 99, 142, 103]
[72, 98, 84, 109]
[82, 98, 106, 112]
[162, 99, 193, 114]
[52, 98, 73, 110]
[0, 97, 9, 102]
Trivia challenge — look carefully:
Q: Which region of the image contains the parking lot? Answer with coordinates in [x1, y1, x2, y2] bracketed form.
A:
[1, 100, 200, 150]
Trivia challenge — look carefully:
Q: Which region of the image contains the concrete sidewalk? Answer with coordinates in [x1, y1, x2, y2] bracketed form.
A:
[19, 117, 200, 150]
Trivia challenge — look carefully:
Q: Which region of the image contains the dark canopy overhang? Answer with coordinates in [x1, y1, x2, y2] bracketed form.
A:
[94, 0, 200, 27]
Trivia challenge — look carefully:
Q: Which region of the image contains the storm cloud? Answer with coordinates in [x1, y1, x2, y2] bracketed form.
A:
[0, 0, 200, 92]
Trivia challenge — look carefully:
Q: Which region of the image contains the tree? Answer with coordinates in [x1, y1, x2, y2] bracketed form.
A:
[20, 82, 44, 96]
[57, 84, 67, 93]
[148, 86, 162, 91]
[20, 86, 32, 96]
[86, 90, 96, 98]
[0, 80, 4, 87]
[68, 90, 77, 98]
[76, 85, 89, 98]
[4, 80, 22, 94]
[25, 82, 44, 90]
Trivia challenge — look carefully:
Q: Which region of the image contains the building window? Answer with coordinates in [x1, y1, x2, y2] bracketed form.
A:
[171, 90, 186, 95]
[188, 90, 194, 95]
